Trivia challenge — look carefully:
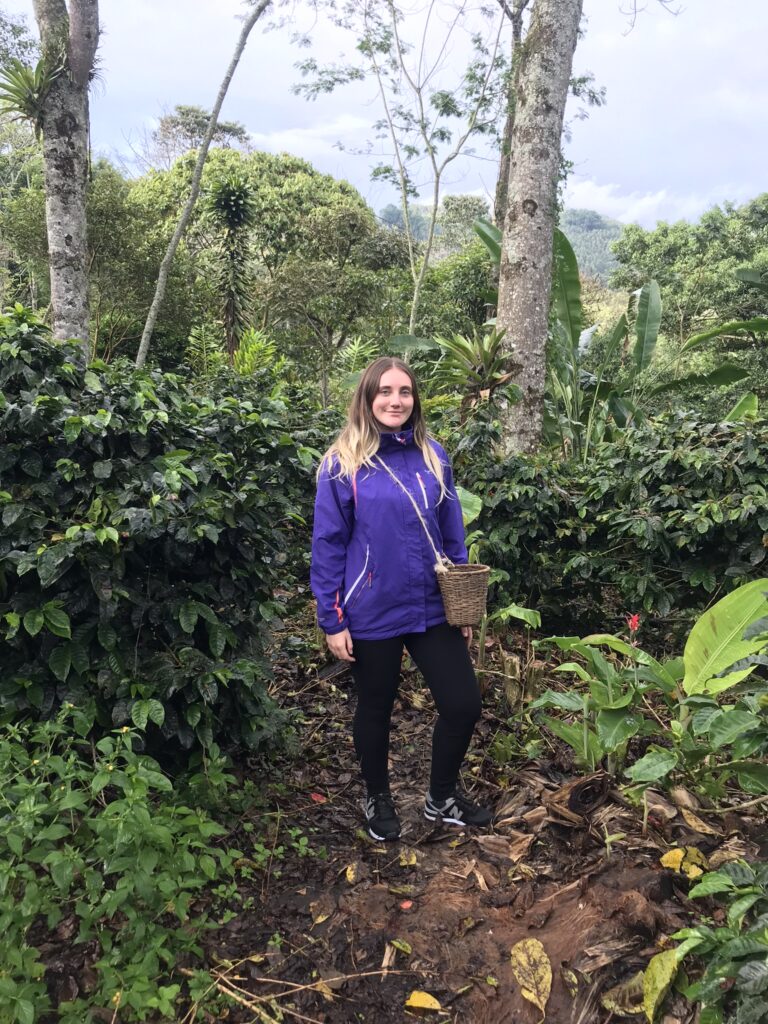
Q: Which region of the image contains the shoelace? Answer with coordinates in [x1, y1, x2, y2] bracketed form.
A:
[369, 793, 396, 818]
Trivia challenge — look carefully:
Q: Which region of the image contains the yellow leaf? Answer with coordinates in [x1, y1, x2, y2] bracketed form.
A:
[345, 862, 358, 884]
[485, 975, 498, 987]
[399, 849, 418, 867]
[404, 990, 442, 1011]
[561, 967, 580, 999]
[660, 846, 708, 878]
[510, 938, 552, 1020]
[643, 950, 678, 1023]
[601, 970, 644, 1015]
[315, 980, 334, 1002]
[391, 938, 412, 955]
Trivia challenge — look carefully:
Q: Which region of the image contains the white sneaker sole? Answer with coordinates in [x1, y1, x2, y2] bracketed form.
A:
[424, 810, 466, 825]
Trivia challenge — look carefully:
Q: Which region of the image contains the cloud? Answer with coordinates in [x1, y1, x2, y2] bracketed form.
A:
[564, 178, 755, 228]
[246, 114, 373, 160]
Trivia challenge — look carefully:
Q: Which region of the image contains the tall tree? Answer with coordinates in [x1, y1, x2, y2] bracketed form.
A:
[296, 0, 508, 335]
[135, 0, 271, 368]
[31, 0, 99, 349]
[496, 0, 582, 454]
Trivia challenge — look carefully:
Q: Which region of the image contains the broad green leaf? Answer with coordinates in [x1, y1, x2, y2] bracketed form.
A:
[98, 622, 117, 650]
[179, 601, 198, 634]
[387, 334, 437, 353]
[147, 699, 165, 726]
[688, 873, 736, 898]
[455, 485, 482, 526]
[649, 363, 749, 397]
[473, 216, 501, 263]
[596, 709, 642, 751]
[544, 717, 602, 769]
[725, 392, 759, 421]
[681, 317, 768, 353]
[624, 746, 678, 783]
[48, 644, 71, 682]
[131, 700, 149, 730]
[530, 689, 585, 712]
[633, 280, 661, 373]
[552, 229, 583, 351]
[683, 579, 768, 695]
[491, 602, 541, 629]
[736, 763, 768, 795]
[23, 608, 44, 636]
[707, 709, 760, 750]
[738, 959, 768, 995]
[44, 605, 71, 639]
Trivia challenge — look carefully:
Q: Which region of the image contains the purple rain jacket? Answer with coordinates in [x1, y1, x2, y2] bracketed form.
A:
[310, 427, 468, 640]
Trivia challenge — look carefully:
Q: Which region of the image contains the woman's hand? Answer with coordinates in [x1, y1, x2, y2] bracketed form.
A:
[326, 628, 355, 662]
[461, 626, 473, 646]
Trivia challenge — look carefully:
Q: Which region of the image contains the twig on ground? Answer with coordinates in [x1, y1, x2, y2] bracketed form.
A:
[708, 793, 768, 816]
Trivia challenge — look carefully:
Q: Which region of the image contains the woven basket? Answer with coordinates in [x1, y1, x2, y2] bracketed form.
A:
[437, 563, 491, 627]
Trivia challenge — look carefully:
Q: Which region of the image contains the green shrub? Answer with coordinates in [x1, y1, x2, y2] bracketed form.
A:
[465, 412, 768, 631]
[0, 708, 239, 1022]
[0, 307, 315, 751]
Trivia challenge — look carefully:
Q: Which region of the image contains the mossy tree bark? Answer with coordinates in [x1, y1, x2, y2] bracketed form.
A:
[496, 0, 582, 455]
[33, 0, 99, 352]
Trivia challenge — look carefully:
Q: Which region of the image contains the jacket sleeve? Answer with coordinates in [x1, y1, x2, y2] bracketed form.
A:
[310, 464, 354, 635]
[437, 451, 468, 564]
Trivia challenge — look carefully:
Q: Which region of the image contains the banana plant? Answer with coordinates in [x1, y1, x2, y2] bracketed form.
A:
[473, 217, 755, 460]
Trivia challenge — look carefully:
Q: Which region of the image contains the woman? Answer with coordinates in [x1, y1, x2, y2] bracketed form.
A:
[310, 357, 492, 841]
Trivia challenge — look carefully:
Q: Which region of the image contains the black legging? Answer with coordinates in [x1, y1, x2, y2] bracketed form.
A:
[350, 622, 482, 801]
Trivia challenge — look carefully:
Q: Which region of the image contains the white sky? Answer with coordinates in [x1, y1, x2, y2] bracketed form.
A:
[5, 0, 767, 227]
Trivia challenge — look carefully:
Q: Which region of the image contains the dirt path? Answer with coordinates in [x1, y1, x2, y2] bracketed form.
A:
[199, 664, 761, 1023]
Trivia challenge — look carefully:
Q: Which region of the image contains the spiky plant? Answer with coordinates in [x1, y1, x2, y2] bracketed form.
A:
[206, 174, 257, 362]
[0, 58, 62, 136]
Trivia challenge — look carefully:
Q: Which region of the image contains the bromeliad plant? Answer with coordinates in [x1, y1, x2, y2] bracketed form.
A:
[532, 579, 768, 797]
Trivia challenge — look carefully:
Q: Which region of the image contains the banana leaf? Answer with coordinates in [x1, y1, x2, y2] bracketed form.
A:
[552, 229, 583, 352]
[725, 392, 759, 421]
[680, 318, 768, 354]
[473, 217, 502, 264]
[633, 280, 661, 373]
[648, 363, 748, 397]
[683, 578, 768, 695]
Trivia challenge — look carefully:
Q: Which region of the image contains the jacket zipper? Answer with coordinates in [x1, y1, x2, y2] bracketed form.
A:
[416, 472, 429, 509]
[344, 544, 370, 606]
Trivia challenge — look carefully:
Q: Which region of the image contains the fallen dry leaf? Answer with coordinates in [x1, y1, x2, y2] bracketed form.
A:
[510, 938, 552, 1021]
[345, 862, 358, 884]
[399, 849, 418, 867]
[668, 785, 700, 811]
[310, 792, 327, 803]
[679, 808, 722, 837]
[404, 990, 442, 1012]
[601, 970, 644, 1015]
[660, 846, 708, 879]
[643, 950, 678, 1023]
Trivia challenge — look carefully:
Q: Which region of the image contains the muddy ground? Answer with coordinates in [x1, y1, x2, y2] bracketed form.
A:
[187, 657, 765, 1024]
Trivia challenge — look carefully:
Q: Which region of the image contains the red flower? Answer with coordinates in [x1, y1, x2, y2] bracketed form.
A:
[625, 613, 641, 633]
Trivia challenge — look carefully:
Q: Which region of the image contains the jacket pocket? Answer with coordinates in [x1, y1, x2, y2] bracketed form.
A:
[347, 569, 374, 609]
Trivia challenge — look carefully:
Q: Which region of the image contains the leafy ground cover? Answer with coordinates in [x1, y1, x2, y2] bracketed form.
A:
[6, 586, 767, 1023]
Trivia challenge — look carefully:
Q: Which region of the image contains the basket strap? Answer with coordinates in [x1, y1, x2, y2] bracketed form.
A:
[374, 455, 451, 573]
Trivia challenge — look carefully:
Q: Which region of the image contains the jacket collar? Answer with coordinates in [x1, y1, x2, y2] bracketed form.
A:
[377, 426, 415, 452]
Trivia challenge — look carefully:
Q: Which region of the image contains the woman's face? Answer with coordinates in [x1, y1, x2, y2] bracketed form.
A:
[371, 367, 415, 431]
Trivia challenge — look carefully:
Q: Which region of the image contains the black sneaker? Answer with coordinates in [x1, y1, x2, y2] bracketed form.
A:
[363, 791, 401, 841]
[424, 789, 492, 827]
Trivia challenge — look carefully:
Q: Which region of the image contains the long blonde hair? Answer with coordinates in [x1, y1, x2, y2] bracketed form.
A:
[319, 357, 446, 497]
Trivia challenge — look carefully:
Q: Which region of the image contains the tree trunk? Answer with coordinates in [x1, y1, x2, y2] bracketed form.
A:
[33, 0, 99, 352]
[496, 0, 582, 455]
[135, 0, 271, 369]
[493, 0, 528, 228]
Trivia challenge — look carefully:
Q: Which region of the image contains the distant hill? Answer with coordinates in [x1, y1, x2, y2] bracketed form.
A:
[560, 208, 623, 283]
